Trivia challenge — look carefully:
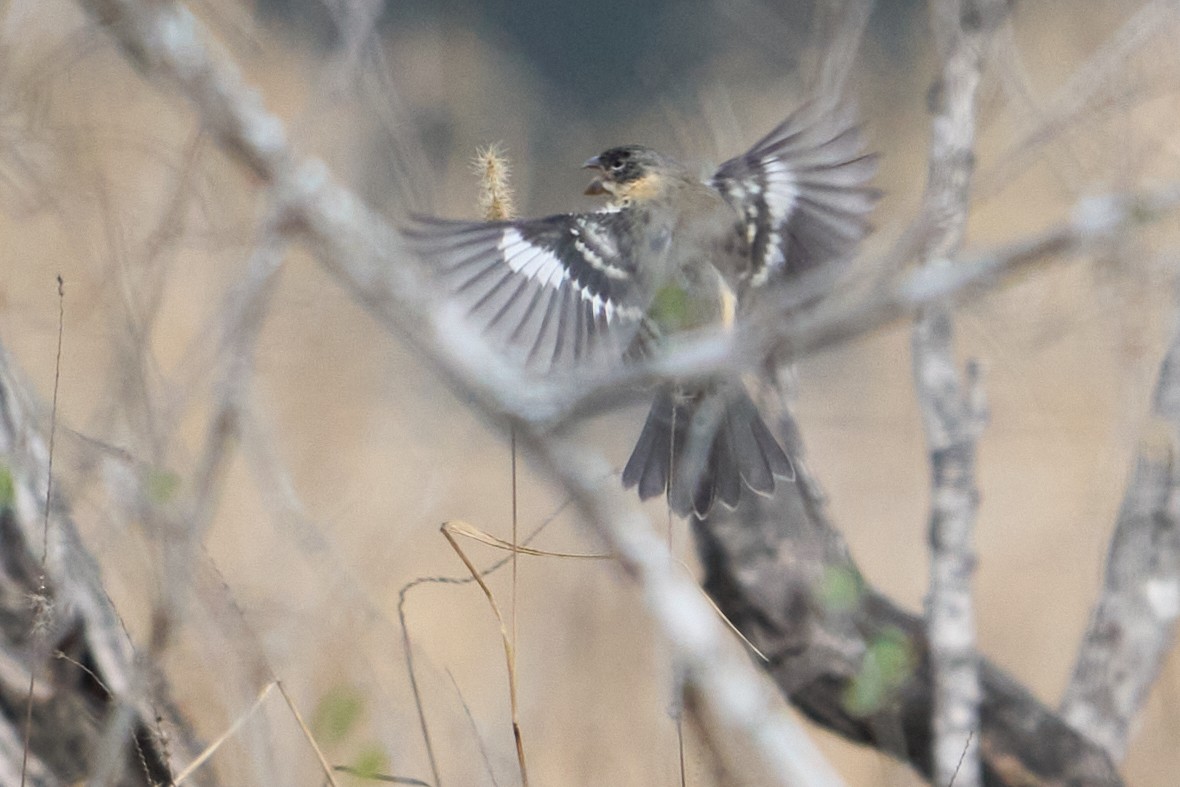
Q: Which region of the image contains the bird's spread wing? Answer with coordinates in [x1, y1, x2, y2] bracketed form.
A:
[404, 211, 651, 372]
[711, 102, 879, 287]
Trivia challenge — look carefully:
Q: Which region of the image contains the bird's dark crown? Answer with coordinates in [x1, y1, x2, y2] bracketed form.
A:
[590, 145, 666, 184]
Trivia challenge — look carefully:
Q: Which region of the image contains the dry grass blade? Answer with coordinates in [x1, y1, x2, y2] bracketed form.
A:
[444, 519, 608, 560]
[694, 582, 770, 664]
[446, 517, 768, 658]
[172, 681, 277, 785]
[471, 144, 526, 786]
[397, 499, 573, 787]
[332, 764, 432, 785]
[440, 521, 529, 786]
[276, 680, 342, 787]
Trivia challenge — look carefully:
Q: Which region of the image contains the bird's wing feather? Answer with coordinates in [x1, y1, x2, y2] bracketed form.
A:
[404, 211, 651, 372]
[711, 102, 879, 287]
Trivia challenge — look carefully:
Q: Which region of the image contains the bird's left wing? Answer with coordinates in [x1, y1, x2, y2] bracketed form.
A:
[711, 102, 879, 288]
[404, 211, 652, 372]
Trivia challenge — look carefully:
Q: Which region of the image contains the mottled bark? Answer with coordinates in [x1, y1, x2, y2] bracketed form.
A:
[1061, 323, 1180, 760]
[695, 395, 1122, 786]
[0, 342, 207, 786]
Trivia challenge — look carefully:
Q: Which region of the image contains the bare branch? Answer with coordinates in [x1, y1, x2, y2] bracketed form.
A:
[910, 2, 1005, 785]
[694, 383, 1123, 785]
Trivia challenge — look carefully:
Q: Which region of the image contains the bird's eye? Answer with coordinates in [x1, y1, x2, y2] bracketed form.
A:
[610, 161, 626, 172]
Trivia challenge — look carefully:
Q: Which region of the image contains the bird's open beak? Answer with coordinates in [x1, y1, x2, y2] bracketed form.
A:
[583, 155, 606, 195]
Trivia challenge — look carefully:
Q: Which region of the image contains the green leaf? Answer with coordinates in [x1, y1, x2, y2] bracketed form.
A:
[146, 469, 180, 504]
[349, 745, 388, 780]
[0, 464, 13, 509]
[816, 565, 863, 613]
[650, 284, 690, 332]
[313, 685, 364, 745]
[842, 627, 916, 717]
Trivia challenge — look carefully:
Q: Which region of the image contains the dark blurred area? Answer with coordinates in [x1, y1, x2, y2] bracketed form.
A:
[259, 0, 923, 111]
[255, 0, 925, 213]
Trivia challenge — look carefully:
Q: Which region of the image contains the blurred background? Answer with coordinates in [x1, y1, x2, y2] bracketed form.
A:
[3, 0, 1180, 783]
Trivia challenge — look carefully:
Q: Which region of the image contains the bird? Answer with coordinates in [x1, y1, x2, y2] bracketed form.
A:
[405, 101, 878, 517]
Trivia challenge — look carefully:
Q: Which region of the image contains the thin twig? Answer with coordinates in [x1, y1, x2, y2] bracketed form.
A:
[947, 729, 974, 787]
[20, 275, 64, 787]
[509, 430, 518, 726]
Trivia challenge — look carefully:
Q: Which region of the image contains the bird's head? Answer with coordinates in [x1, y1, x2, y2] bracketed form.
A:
[583, 145, 678, 204]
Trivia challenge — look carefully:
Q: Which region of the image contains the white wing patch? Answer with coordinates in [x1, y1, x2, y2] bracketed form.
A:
[760, 158, 799, 223]
[711, 103, 878, 290]
[745, 206, 759, 246]
[500, 229, 567, 287]
[756, 158, 800, 278]
[497, 227, 641, 323]
[574, 217, 631, 279]
[603, 299, 643, 323]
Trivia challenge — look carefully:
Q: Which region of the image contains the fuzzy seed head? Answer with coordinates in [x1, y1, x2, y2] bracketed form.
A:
[473, 143, 517, 221]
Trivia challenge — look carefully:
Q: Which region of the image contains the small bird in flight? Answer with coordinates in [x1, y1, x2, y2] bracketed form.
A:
[407, 101, 878, 517]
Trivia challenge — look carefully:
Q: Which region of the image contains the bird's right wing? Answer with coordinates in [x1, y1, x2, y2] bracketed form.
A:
[404, 211, 653, 372]
[711, 101, 879, 288]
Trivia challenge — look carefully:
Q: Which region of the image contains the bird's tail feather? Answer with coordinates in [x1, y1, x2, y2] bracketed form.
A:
[622, 385, 794, 518]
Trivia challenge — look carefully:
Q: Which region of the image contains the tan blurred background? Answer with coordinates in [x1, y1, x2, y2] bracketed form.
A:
[3, 0, 1180, 784]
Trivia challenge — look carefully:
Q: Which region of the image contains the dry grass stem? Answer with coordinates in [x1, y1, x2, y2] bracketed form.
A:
[172, 682, 277, 785]
[276, 680, 342, 787]
[441, 521, 530, 786]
